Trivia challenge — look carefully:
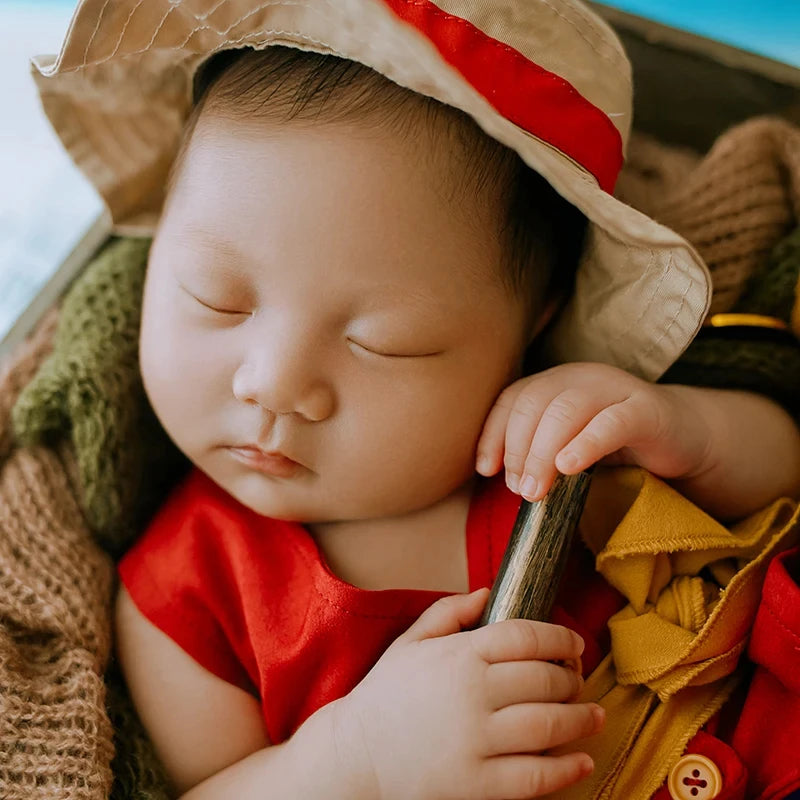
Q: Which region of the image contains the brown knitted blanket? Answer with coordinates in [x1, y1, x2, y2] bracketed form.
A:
[0, 312, 117, 797]
[1, 116, 799, 799]
[617, 116, 800, 316]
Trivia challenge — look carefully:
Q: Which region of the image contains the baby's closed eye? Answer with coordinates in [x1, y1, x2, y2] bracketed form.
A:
[346, 337, 444, 359]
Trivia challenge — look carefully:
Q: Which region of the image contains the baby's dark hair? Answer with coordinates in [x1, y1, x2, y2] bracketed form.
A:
[173, 46, 588, 325]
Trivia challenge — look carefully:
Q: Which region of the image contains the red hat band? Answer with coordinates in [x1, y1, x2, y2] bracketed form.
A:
[382, 0, 624, 192]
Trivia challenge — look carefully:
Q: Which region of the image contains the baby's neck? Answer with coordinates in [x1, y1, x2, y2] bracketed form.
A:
[307, 477, 476, 593]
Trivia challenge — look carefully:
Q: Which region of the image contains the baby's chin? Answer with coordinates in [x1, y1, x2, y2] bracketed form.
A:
[209, 474, 327, 522]
[196, 467, 357, 523]
[201, 470, 446, 526]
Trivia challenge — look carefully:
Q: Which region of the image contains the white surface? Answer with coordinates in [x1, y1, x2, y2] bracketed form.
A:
[0, 1, 103, 343]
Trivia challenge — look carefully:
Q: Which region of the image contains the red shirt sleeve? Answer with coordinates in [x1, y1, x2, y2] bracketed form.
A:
[118, 470, 258, 696]
[731, 544, 800, 799]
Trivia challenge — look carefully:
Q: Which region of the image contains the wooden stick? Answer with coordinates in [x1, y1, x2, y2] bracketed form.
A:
[480, 471, 592, 625]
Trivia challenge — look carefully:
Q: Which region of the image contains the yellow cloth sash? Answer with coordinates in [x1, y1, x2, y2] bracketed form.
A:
[552, 467, 800, 800]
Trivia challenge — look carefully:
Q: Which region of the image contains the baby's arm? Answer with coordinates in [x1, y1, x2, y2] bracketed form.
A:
[115, 586, 364, 798]
[655, 385, 800, 518]
[476, 363, 800, 520]
[116, 586, 602, 800]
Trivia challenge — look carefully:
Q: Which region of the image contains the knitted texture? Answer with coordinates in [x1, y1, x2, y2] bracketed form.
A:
[744, 226, 800, 322]
[12, 237, 188, 558]
[1, 308, 173, 800]
[662, 226, 800, 416]
[618, 117, 800, 316]
[8, 238, 184, 799]
[2, 116, 800, 799]
[0, 308, 59, 461]
[0, 315, 115, 800]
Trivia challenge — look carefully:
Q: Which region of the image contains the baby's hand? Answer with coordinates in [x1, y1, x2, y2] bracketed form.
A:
[331, 589, 602, 800]
[476, 362, 711, 502]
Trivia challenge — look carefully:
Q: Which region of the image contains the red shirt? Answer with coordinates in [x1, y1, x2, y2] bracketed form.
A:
[118, 469, 620, 742]
[119, 469, 800, 798]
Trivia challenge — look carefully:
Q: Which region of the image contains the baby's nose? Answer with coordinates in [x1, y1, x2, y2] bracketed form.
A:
[232, 341, 334, 422]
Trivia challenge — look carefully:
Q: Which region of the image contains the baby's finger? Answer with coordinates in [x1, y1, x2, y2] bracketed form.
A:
[486, 702, 605, 754]
[501, 384, 563, 491]
[395, 589, 490, 644]
[478, 752, 594, 799]
[468, 619, 584, 664]
[487, 660, 584, 709]
[475, 381, 528, 476]
[518, 389, 608, 501]
[554, 396, 656, 474]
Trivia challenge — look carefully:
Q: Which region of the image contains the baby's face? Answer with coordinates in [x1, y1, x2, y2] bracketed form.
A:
[140, 110, 530, 522]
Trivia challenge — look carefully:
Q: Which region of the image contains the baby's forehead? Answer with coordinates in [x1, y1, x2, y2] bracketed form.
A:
[161, 118, 511, 281]
[182, 47, 517, 201]
[170, 101, 513, 249]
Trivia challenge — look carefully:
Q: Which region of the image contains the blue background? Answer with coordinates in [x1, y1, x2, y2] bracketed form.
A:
[603, 0, 799, 67]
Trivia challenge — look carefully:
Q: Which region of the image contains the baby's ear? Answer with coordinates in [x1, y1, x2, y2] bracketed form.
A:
[526, 296, 563, 349]
[533, 298, 562, 339]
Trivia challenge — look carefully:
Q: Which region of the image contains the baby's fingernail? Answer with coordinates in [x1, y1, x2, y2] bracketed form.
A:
[520, 475, 538, 500]
[591, 705, 605, 729]
[558, 451, 579, 472]
[476, 454, 491, 474]
[506, 473, 520, 493]
[578, 754, 594, 775]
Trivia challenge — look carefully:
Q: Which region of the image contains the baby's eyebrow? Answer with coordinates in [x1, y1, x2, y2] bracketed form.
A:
[173, 227, 254, 274]
[359, 284, 445, 313]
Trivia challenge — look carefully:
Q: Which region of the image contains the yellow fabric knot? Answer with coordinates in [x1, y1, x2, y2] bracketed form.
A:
[551, 466, 799, 800]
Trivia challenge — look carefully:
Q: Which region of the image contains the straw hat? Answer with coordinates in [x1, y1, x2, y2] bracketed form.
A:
[30, 0, 711, 379]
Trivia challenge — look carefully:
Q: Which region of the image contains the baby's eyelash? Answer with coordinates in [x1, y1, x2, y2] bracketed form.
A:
[195, 296, 247, 315]
[347, 338, 441, 359]
[180, 284, 248, 315]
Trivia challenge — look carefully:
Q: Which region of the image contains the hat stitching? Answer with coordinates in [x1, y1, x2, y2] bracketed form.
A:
[131, 2, 183, 63]
[76, 0, 625, 82]
[536, 0, 628, 73]
[81, 0, 167, 67]
[82, 0, 115, 66]
[75, 0, 335, 71]
[606, 244, 664, 345]
[640, 253, 694, 362]
[195, 0, 230, 17]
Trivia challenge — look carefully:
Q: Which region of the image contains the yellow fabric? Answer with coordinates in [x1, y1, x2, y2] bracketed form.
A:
[552, 467, 800, 800]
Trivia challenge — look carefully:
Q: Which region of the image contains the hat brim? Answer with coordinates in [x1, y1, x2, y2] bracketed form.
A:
[31, 0, 710, 379]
